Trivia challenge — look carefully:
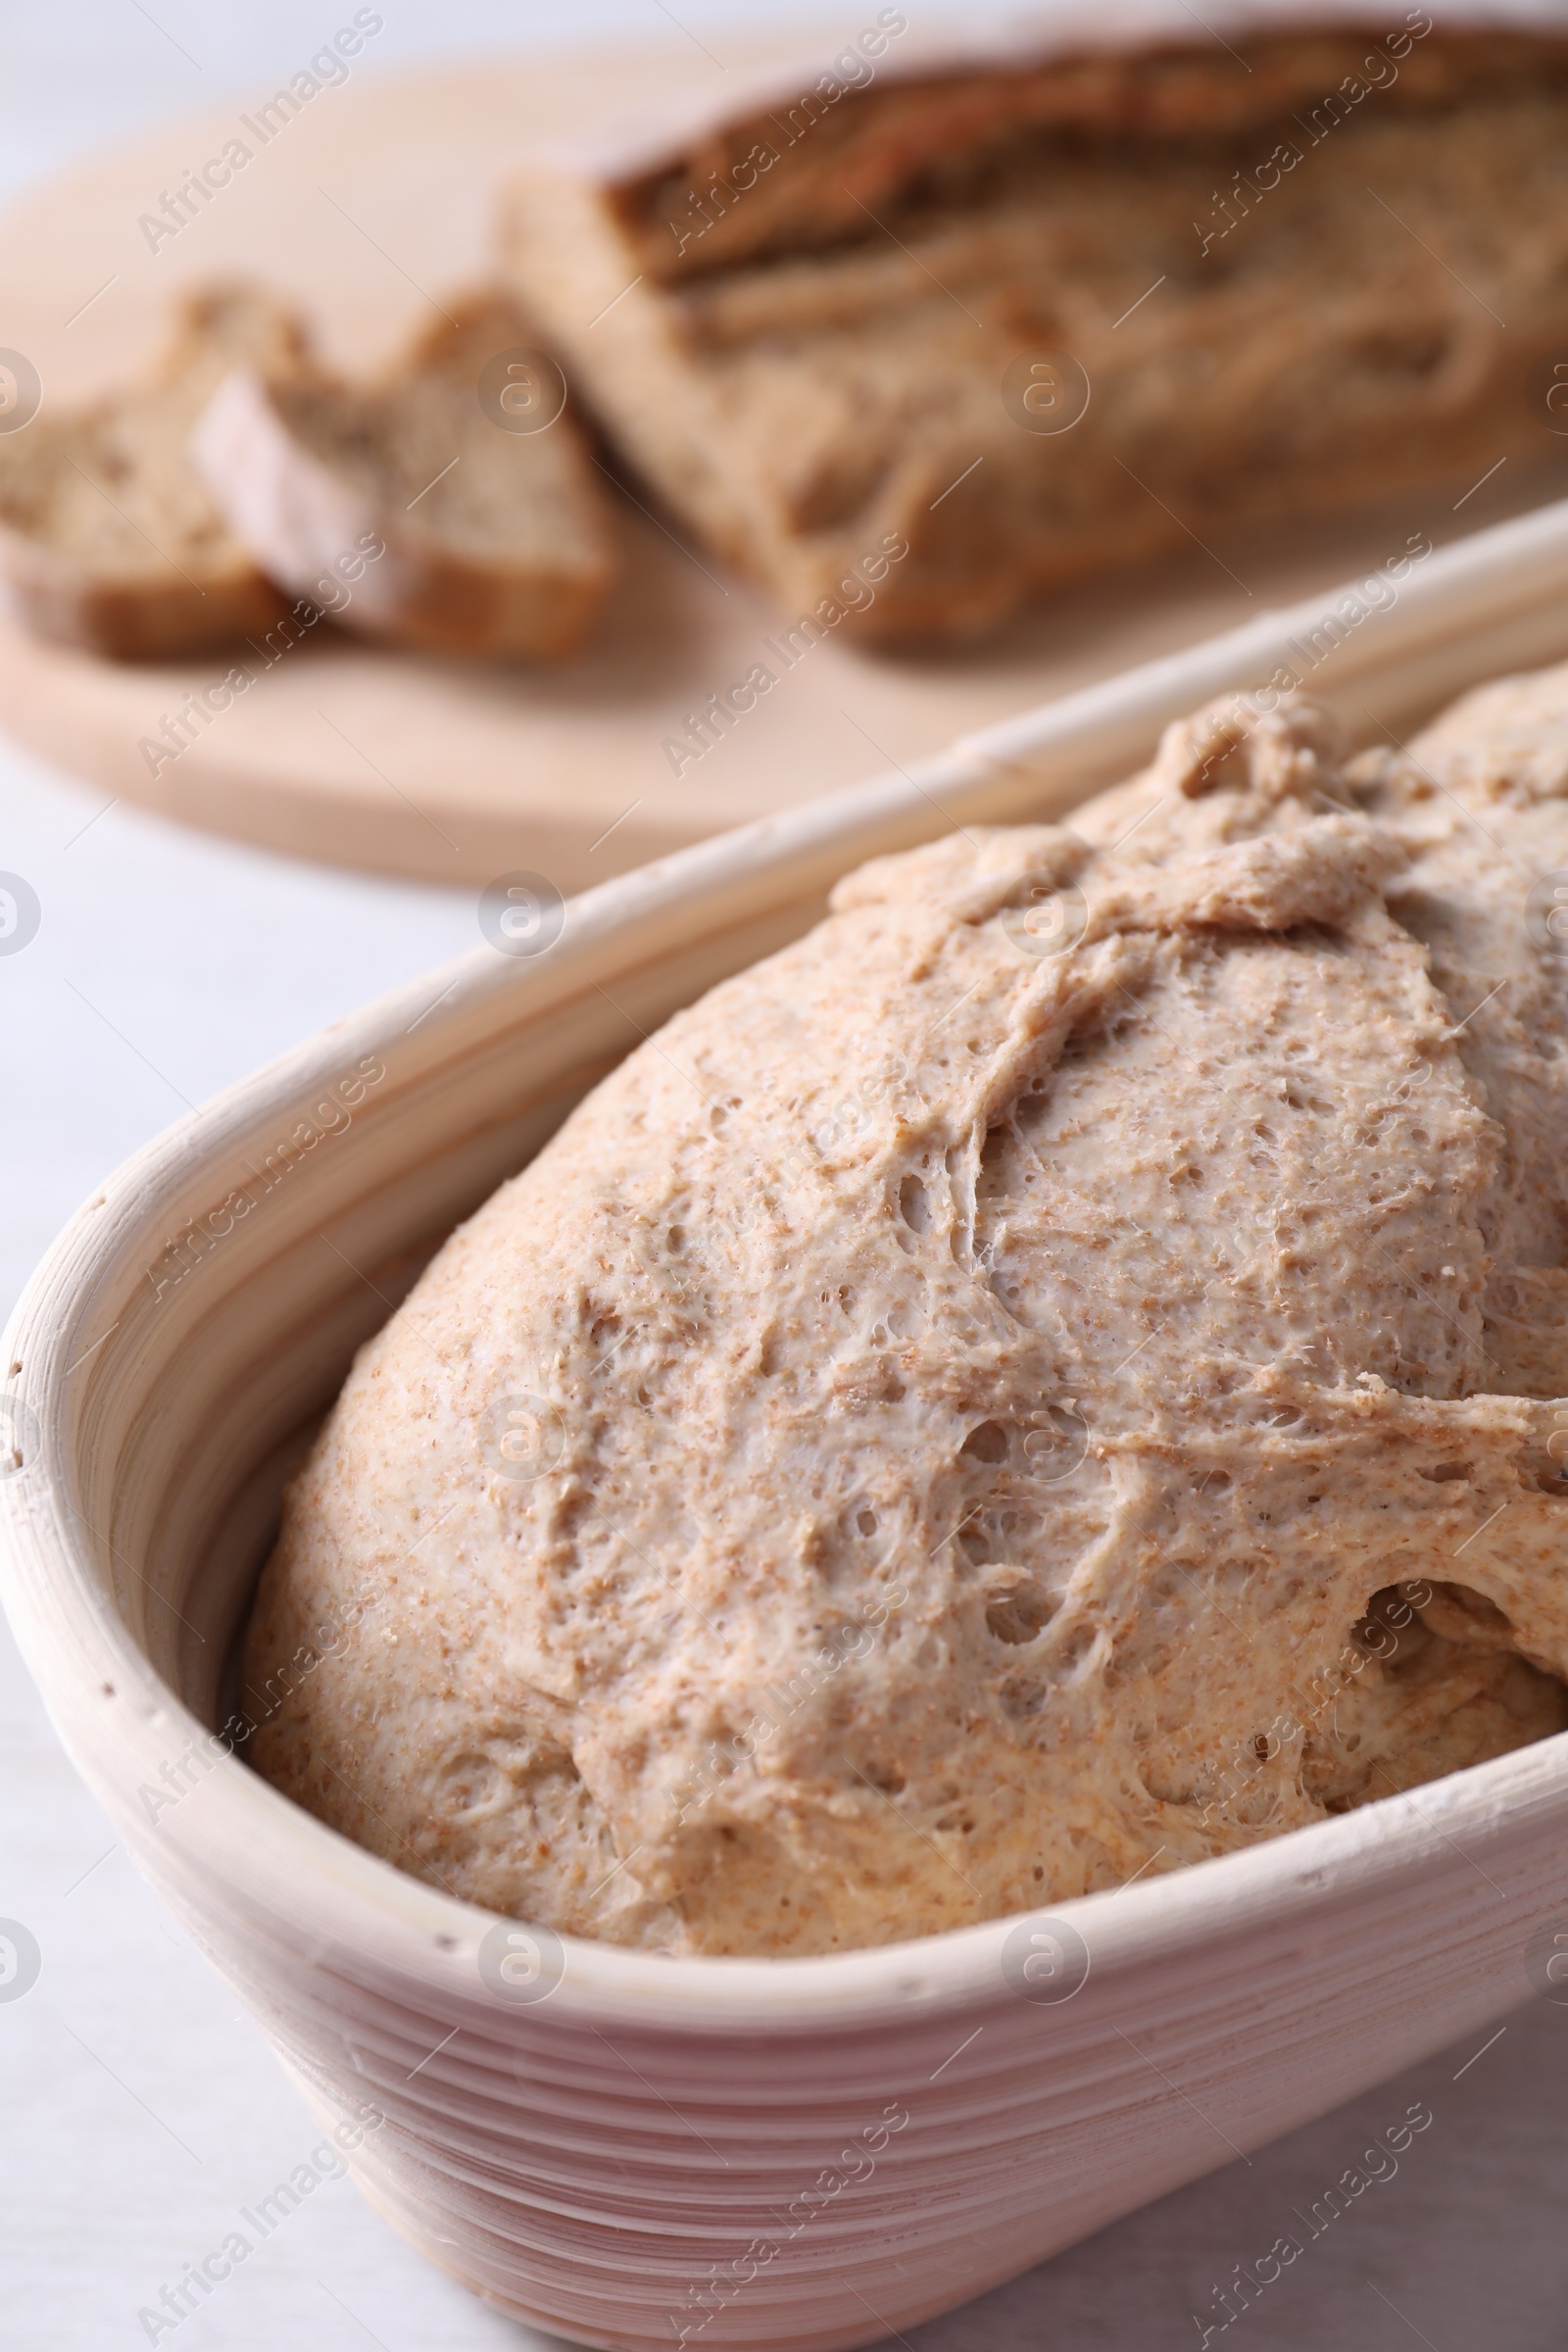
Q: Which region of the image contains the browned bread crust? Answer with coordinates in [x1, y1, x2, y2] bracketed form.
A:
[604, 26, 1568, 281]
[502, 22, 1568, 642]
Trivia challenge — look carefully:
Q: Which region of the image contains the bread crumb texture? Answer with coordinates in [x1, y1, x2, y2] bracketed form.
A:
[0, 285, 302, 657]
[244, 671, 1568, 1955]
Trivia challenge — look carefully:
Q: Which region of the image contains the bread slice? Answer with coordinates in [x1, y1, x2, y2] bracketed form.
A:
[194, 293, 616, 662]
[501, 14, 1568, 643]
[0, 285, 304, 660]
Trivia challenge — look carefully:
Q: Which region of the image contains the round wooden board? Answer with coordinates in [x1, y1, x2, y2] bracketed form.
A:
[3, 35, 1564, 889]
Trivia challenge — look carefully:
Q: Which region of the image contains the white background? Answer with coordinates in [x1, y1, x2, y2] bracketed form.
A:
[2, 5, 1567, 2347]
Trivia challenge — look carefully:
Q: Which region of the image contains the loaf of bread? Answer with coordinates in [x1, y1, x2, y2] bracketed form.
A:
[0, 284, 303, 659]
[194, 292, 616, 662]
[500, 14, 1568, 641]
[242, 660, 1568, 1956]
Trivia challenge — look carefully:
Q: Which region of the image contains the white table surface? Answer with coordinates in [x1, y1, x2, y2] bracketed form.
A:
[4, 6, 1568, 2347]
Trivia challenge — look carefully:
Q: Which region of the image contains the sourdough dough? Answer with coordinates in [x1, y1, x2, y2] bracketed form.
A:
[243, 671, 1568, 1955]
